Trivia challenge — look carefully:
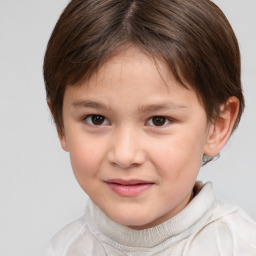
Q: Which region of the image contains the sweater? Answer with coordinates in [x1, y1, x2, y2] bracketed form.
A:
[42, 182, 256, 255]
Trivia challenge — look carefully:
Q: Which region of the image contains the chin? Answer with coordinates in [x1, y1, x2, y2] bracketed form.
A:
[100, 200, 159, 229]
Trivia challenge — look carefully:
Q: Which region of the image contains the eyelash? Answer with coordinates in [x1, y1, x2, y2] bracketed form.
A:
[146, 116, 172, 127]
[83, 114, 110, 126]
[82, 114, 173, 127]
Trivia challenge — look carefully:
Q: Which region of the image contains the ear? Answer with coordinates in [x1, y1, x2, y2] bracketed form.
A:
[48, 100, 69, 152]
[58, 130, 69, 152]
[204, 97, 239, 157]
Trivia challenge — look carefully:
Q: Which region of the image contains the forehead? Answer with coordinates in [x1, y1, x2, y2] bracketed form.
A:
[64, 46, 202, 111]
[73, 47, 185, 92]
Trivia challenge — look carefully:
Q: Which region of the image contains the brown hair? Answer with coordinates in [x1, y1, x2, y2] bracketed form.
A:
[44, 0, 244, 137]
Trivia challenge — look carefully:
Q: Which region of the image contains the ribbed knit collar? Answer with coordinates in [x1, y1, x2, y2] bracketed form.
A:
[84, 182, 215, 248]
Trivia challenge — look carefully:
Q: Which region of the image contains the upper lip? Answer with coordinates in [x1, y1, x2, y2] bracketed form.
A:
[105, 179, 154, 185]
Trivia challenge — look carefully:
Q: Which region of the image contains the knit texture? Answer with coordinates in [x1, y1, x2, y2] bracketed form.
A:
[43, 182, 256, 255]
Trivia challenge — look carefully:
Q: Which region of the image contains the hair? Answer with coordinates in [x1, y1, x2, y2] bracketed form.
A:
[44, 0, 244, 143]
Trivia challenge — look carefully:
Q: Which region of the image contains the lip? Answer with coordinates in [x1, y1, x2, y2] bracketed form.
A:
[105, 179, 154, 197]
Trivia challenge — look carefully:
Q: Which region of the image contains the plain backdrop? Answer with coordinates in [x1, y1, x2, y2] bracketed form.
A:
[0, 1, 255, 255]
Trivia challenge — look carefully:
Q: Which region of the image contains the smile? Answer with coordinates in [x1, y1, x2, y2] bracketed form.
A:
[105, 179, 154, 197]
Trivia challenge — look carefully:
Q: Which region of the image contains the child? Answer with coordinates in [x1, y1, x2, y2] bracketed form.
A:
[43, 0, 256, 255]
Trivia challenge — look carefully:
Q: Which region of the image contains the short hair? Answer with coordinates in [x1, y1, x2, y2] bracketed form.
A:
[44, 0, 244, 136]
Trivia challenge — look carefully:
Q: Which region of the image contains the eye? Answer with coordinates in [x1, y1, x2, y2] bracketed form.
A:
[147, 116, 170, 127]
[83, 115, 110, 126]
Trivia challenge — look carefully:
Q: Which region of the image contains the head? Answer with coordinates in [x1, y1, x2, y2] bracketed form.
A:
[44, 0, 244, 228]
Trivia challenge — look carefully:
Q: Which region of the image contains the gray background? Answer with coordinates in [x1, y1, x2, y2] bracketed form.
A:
[0, 1, 255, 255]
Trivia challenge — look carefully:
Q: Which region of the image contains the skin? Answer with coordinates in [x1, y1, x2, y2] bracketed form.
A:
[58, 47, 239, 229]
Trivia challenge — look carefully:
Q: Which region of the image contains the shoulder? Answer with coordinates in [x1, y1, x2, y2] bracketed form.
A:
[42, 216, 86, 256]
[215, 203, 256, 251]
[191, 201, 256, 255]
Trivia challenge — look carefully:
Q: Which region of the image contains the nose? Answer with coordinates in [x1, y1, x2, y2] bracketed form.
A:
[107, 127, 146, 169]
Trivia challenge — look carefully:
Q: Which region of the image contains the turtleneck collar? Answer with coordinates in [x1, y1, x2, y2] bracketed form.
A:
[84, 182, 215, 248]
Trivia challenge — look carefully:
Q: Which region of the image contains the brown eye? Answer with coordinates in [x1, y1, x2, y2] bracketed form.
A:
[85, 115, 109, 126]
[149, 116, 169, 126]
[91, 115, 105, 125]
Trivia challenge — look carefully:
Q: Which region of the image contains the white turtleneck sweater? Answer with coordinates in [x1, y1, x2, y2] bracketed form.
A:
[42, 182, 256, 255]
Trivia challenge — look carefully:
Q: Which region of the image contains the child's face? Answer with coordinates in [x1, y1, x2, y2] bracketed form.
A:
[60, 47, 213, 229]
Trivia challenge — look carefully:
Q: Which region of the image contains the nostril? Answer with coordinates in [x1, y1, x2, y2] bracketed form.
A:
[111, 161, 139, 169]
[106, 135, 146, 168]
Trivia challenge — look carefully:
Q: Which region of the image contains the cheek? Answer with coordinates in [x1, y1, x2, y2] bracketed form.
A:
[68, 142, 101, 184]
[150, 134, 204, 178]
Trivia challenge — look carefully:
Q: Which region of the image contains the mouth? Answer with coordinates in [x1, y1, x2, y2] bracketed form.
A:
[105, 179, 154, 197]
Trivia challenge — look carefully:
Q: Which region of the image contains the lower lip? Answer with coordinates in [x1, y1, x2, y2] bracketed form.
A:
[107, 183, 153, 197]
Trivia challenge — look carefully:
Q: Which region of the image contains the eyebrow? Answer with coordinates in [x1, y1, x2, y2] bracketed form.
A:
[72, 100, 187, 112]
[139, 102, 188, 113]
[72, 100, 111, 110]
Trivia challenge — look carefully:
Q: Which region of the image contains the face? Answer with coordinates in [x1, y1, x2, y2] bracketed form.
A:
[60, 47, 213, 229]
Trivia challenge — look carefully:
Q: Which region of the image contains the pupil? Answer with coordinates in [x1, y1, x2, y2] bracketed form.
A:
[152, 116, 165, 126]
[92, 115, 104, 125]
